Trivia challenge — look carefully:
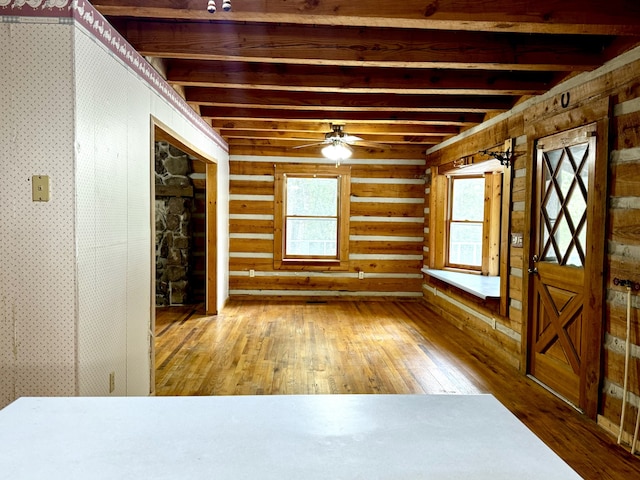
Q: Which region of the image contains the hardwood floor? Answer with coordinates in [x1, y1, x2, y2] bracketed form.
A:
[155, 299, 640, 479]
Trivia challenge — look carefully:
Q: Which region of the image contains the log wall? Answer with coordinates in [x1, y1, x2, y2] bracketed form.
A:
[423, 46, 640, 438]
[228, 156, 426, 299]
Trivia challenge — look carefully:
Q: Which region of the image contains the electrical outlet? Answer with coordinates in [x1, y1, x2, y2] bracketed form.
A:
[358, 271, 365, 280]
[249, 269, 255, 277]
[511, 233, 523, 248]
[109, 372, 115, 393]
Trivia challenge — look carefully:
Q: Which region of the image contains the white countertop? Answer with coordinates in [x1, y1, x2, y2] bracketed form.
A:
[0, 394, 579, 479]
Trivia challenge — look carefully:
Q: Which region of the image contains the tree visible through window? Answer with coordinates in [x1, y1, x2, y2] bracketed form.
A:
[274, 164, 350, 270]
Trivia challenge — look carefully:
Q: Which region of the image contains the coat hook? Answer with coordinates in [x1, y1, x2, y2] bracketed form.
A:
[478, 148, 512, 167]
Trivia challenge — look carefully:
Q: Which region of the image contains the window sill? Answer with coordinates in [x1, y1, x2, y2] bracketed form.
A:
[421, 268, 500, 300]
[275, 259, 348, 271]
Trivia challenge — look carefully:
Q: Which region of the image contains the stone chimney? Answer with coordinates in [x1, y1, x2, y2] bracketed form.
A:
[155, 142, 194, 306]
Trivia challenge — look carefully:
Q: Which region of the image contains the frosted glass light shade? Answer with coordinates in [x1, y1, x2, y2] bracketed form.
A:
[322, 142, 353, 162]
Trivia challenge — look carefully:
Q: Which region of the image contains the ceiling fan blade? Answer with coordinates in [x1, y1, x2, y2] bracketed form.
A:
[351, 140, 390, 149]
[290, 126, 390, 151]
[290, 141, 328, 150]
[342, 134, 363, 143]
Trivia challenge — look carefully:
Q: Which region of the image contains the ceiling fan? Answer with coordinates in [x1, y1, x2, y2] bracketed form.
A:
[292, 124, 387, 164]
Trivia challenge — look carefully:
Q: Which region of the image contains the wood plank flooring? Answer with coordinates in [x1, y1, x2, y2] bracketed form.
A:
[155, 299, 640, 479]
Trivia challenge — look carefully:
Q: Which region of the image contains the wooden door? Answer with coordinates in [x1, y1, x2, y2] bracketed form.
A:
[528, 123, 602, 412]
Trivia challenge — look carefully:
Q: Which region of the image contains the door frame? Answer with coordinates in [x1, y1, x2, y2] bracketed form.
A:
[522, 97, 610, 418]
[149, 117, 219, 394]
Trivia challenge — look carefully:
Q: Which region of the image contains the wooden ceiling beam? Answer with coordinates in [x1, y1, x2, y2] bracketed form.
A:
[203, 108, 485, 125]
[213, 119, 468, 136]
[220, 129, 452, 142]
[95, 1, 640, 35]
[227, 143, 428, 160]
[186, 87, 514, 112]
[217, 123, 460, 135]
[226, 136, 444, 147]
[166, 60, 554, 96]
[114, 20, 608, 71]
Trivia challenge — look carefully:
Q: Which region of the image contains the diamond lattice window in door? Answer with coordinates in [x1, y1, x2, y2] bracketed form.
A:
[540, 143, 589, 267]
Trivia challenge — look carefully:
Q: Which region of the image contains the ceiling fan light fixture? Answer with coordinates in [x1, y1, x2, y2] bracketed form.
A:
[322, 142, 353, 163]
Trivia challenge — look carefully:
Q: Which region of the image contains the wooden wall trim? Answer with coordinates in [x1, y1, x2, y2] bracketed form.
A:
[499, 138, 515, 316]
[206, 162, 218, 315]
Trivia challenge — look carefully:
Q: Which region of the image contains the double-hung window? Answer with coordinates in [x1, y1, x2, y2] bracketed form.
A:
[430, 161, 504, 276]
[274, 164, 350, 270]
[447, 176, 485, 269]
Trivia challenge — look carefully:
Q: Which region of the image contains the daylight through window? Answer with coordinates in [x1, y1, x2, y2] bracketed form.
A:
[274, 164, 350, 270]
[448, 176, 485, 268]
[285, 176, 339, 257]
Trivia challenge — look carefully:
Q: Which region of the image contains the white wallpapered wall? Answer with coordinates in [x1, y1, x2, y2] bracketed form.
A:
[0, 22, 12, 409]
[0, 23, 78, 406]
[0, 15, 230, 408]
[75, 27, 132, 397]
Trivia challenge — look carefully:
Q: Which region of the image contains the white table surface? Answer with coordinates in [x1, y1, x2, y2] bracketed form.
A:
[0, 394, 580, 479]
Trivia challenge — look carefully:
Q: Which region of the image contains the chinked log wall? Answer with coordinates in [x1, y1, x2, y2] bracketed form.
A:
[228, 156, 426, 299]
[424, 140, 527, 371]
[423, 47, 640, 437]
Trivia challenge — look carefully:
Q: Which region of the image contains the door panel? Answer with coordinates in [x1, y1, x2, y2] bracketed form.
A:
[528, 124, 596, 411]
[530, 262, 584, 405]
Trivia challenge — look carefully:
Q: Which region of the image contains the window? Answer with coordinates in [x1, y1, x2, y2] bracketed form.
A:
[447, 176, 485, 268]
[274, 164, 350, 270]
[430, 164, 503, 276]
[285, 176, 338, 256]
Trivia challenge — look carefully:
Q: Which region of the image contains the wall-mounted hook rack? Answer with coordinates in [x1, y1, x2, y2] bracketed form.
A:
[478, 148, 512, 168]
[613, 278, 640, 291]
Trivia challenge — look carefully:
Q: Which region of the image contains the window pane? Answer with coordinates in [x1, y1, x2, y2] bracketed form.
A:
[449, 222, 483, 266]
[287, 177, 338, 216]
[451, 178, 484, 221]
[286, 218, 337, 256]
[543, 185, 561, 224]
[557, 152, 575, 199]
[545, 149, 563, 174]
[554, 215, 572, 261]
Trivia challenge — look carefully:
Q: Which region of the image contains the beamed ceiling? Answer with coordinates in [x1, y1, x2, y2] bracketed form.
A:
[94, 0, 640, 158]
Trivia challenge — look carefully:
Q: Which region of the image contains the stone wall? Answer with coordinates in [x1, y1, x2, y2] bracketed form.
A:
[155, 142, 193, 306]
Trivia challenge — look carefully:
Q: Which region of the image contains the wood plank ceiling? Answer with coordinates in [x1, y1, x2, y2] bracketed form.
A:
[94, 0, 640, 159]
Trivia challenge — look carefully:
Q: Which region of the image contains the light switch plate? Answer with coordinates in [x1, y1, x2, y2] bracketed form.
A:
[32, 175, 50, 202]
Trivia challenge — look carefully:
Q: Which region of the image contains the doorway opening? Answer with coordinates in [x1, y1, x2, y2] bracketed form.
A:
[154, 141, 206, 307]
[150, 119, 218, 394]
